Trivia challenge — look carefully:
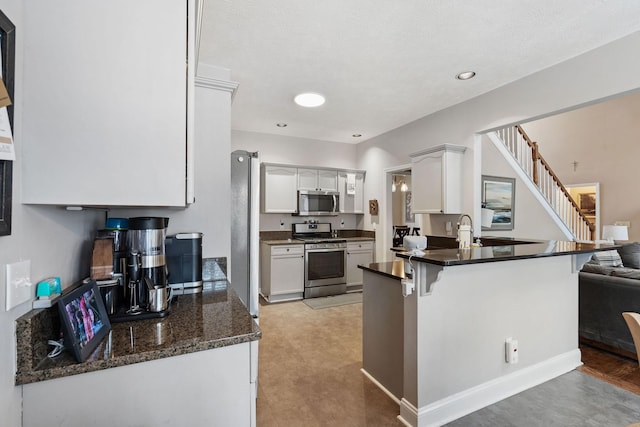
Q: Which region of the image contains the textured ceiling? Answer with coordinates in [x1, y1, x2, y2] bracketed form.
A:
[198, 1, 640, 144]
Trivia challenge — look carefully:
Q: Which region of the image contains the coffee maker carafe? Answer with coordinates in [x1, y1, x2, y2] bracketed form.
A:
[127, 217, 168, 310]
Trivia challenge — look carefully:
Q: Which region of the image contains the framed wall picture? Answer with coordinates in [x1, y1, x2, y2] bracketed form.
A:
[482, 175, 515, 231]
[0, 9, 14, 236]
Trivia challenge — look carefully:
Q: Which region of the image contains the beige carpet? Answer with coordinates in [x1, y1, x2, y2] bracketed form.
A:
[302, 292, 362, 309]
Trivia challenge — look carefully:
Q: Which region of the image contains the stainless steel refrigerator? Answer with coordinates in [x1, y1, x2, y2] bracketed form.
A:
[231, 150, 260, 426]
[230, 150, 260, 318]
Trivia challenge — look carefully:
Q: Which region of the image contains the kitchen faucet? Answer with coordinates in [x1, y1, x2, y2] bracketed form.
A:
[457, 214, 473, 249]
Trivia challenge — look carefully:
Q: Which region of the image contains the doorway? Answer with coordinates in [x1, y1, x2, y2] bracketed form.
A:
[566, 183, 600, 241]
[383, 165, 420, 261]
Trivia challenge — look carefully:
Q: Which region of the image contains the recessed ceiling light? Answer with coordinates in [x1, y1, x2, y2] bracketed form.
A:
[276, 123, 287, 127]
[352, 134, 362, 138]
[456, 71, 476, 80]
[294, 92, 326, 107]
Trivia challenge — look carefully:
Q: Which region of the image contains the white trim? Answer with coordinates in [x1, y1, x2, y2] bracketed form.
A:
[194, 76, 240, 100]
[360, 368, 401, 405]
[399, 398, 418, 427]
[408, 349, 581, 426]
[487, 131, 574, 240]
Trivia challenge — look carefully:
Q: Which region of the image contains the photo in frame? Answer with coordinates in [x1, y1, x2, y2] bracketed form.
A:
[0, 9, 14, 236]
[482, 175, 515, 231]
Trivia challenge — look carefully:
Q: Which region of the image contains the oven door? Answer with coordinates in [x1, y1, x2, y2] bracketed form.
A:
[305, 247, 346, 288]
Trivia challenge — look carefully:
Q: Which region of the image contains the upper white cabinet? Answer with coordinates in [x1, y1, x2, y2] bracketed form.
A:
[261, 165, 298, 213]
[410, 144, 466, 214]
[21, 0, 194, 206]
[297, 168, 338, 191]
[338, 172, 365, 214]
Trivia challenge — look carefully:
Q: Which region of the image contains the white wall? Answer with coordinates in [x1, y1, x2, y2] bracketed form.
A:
[357, 32, 640, 260]
[521, 91, 640, 241]
[481, 135, 567, 240]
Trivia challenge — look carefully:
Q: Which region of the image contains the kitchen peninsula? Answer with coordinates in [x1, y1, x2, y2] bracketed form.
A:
[15, 281, 261, 427]
[360, 240, 613, 427]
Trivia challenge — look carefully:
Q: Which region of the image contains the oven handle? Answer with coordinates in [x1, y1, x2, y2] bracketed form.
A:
[305, 248, 346, 254]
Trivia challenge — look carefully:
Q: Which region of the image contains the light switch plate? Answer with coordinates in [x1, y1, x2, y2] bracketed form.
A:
[6, 260, 33, 311]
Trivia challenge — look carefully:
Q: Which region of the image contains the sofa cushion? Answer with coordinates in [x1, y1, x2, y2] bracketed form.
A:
[618, 242, 640, 269]
[590, 250, 624, 267]
[581, 263, 619, 275]
[611, 268, 640, 280]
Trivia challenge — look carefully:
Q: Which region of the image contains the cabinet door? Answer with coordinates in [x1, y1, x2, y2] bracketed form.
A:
[353, 173, 365, 213]
[317, 169, 338, 191]
[22, 0, 189, 206]
[411, 145, 466, 214]
[346, 248, 373, 286]
[271, 253, 304, 295]
[297, 168, 318, 190]
[411, 153, 443, 213]
[262, 166, 298, 213]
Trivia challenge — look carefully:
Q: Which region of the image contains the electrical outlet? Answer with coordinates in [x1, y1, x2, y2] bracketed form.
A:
[6, 260, 33, 311]
[505, 337, 518, 364]
[340, 219, 345, 228]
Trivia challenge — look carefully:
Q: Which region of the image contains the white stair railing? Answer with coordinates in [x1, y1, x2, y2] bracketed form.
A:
[494, 126, 594, 242]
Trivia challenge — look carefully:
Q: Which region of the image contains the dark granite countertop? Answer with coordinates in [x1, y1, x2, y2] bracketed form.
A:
[261, 238, 305, 245]
[359, 261, 407, 280]
[395, 240, 618, 266]
[15, 281, 261, 385]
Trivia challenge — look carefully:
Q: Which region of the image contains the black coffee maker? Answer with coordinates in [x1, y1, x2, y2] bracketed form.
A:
[126, 217, 169, 313]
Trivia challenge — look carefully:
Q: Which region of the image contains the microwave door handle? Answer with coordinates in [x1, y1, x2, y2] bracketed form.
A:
[333, 194, 337, 211]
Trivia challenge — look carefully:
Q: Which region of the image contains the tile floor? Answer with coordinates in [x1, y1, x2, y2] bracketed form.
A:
[256, 298, 402, 426]
[256, 298, 640, 426]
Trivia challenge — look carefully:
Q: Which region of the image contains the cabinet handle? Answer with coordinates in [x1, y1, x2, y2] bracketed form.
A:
[286, 248, 290, 252]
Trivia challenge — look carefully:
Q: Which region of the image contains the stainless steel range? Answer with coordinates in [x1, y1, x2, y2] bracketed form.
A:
[292, 223, 347, 298]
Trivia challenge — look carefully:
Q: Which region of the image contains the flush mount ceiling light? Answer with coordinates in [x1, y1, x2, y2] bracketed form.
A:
[294, 92, 326, 107]
[455, 71, 476, 80]
[276, 123, 287, 127]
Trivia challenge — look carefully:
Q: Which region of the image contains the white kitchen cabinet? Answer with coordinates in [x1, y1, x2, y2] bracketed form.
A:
[260, 243, 305, 302]
[21, 0, 195, 207]
[410, 144, 466, 214]
[297, 168, 338, 191]
[346, 240, 374, 291]
[261, 165, 298, 213]
[23, 342, 253, 427]
[338, 171, 365, 214]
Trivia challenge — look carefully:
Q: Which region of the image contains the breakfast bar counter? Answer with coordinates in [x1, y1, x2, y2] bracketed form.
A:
[360, 240, 614, 427]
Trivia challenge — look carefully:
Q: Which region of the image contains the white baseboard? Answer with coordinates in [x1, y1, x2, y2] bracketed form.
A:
[360, 368, 401, 405]
[400, 349, 582, 427]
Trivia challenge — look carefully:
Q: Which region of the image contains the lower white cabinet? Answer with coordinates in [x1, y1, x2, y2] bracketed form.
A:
[23, 343, 254, 427]
[346, 240, 374, 291]
[260, 243, 305, 302]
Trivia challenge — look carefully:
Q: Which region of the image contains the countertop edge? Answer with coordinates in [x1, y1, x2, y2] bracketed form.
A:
[395, 242, 618, 266]
[16, 328, 261, 385]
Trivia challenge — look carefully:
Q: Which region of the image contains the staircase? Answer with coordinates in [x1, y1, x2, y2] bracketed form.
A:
[488, 125, 594, 242]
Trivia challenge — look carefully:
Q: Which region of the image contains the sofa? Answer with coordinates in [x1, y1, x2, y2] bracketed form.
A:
[579, 242, 640, 358]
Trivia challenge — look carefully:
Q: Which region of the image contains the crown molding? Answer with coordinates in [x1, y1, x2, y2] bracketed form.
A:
[194, 76, 239, 100]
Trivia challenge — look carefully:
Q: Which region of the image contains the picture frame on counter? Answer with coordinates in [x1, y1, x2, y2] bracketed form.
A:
[482, 175, 515, 231]
[0, 9, 14, 236]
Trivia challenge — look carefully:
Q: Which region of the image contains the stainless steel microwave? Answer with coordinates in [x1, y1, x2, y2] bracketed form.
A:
[296, 190, 339, 216]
